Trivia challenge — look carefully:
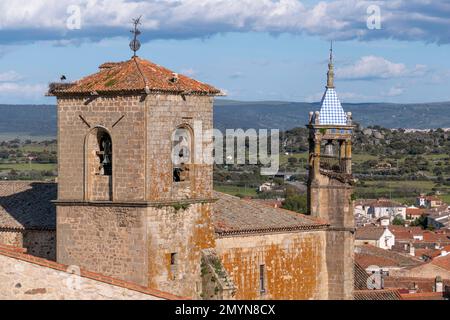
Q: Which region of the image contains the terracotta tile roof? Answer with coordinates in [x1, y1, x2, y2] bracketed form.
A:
[354, 262, 370, 290]
[0, 181, 56, 230]
[406, 208, 425, 216]
[388, 226, 423, 241]
[400, 292, 446, 300]
[354, 289, 402, 300]
[423, 231, 450, 243]
[356, 226, 387, 240]
[431, 254, 450, 271]
[414, 248, 439, 259]
[368, 198, 405, 208]
[384, 276, 450, 293]
[355, 245, 423, 269]
[49, 57, 221, 96]
[212, 192, 329, 236]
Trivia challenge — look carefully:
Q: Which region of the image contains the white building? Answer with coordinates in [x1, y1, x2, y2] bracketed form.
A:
[355, 226, 396, 250]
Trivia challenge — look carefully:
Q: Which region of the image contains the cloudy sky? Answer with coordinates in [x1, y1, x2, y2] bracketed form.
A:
[0, 0, 449, 104]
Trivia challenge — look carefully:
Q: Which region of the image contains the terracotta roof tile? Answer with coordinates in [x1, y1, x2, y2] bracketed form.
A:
[355, 245, 423, 269]
[49, 57, 221, 96]
[212, 192, 328, 236]
[354, 289, 402, 300]
[431, 254, 450, 271]
[0, 181, 56, 230]
[400, 292, 446, 300]
[384, 276, 450, 293]
[356, 226, 387, 240]
[354, 262, 370, 290]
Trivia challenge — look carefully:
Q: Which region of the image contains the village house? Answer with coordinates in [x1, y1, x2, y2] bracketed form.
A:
[367, 199, 407, 220]
[416, 195, 445, 209]
[355, 226, 395, 250]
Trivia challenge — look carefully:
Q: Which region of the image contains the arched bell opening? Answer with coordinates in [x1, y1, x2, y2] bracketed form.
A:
[85, 127, 113, 201]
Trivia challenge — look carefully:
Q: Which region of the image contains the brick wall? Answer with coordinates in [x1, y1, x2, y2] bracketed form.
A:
[215, 231, 329, 300]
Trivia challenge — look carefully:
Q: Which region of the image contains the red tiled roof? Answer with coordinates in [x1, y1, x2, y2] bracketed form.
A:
[406, 208, 425, 216]
[49, 57, 221, 96]
[212, 192, 329, 236]
[384, 276, 450, 293]
[431, 254, 450, 271]
[356, 226, 387, 240]
[354, 289, 402, 300]
[400, 292, 446, 300]
[355, 245, 423, 269]
[0, 181, 56, 230]
[354, 262, 370, 290]
[423, 231, 450, 243]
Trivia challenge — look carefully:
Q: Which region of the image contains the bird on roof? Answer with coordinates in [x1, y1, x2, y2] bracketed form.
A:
[60, 75, 66, 82]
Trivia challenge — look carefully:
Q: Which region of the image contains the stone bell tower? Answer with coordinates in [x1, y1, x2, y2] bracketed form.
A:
[307, 44, 355, 300]
[49, 23, 221, 298]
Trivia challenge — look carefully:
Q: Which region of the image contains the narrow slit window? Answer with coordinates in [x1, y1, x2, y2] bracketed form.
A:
[259, 264, 266, 294]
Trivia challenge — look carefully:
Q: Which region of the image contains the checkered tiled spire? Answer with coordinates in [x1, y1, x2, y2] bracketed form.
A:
[318, 42, 348, 126]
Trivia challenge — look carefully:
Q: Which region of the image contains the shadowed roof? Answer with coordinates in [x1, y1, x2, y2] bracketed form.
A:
[0, 181, 56, 230]
[212, 192, 328, 236]
[49, 57, 221, 96]
[355, 245, 423, 269]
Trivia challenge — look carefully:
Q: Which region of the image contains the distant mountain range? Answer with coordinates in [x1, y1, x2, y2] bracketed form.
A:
[1, 100, 450, 138]
[214, 100, 450, 131]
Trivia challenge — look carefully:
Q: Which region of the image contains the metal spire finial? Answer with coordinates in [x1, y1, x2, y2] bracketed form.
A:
[129, 16, 142, 57]
[327, 41, 335, 89]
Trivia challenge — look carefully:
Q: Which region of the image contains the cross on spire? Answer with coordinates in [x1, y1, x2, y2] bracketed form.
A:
[129, 16, 142, 57]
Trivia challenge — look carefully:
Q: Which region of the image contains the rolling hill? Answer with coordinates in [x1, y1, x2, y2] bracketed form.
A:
[1, 100, 450, 139]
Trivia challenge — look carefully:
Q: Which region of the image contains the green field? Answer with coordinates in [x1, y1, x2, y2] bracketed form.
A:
[214, 184, 257, 197]
[0, 163, 56, 172]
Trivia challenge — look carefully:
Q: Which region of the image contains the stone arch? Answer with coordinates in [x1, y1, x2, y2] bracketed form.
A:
[84, 126, 113, 201]
[171, 124, 194, 183]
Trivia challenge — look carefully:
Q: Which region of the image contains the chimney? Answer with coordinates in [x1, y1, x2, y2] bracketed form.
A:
[409, 244, 415, 256]
[435, 276, 443, 293]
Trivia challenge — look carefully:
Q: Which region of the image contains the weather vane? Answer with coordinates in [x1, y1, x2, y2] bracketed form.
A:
[130, 16, 142, 57]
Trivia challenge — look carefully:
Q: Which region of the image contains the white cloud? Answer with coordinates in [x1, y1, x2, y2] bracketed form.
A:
[180, 68, 197, 77]
[337, 56, 428, 80]
[0, 82, 47, 101]
[385, 85, 405, 97]
[0, 0, 449, 44]
[0, 71, 23, 82]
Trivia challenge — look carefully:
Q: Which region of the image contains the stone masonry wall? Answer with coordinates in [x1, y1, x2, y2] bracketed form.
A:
[0, 254, 164, 300]
[23, 230, 56, 261]
[57, 95, 146, 202]
[145, 95, 214, 202]
[309, 173, 355, 300]
[0, 230, 56, 261]
[215, 231, 328, 300]
[146, 202, 216, 298]
[57, 205, 148, 286]
[0, 230, 23, 247]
